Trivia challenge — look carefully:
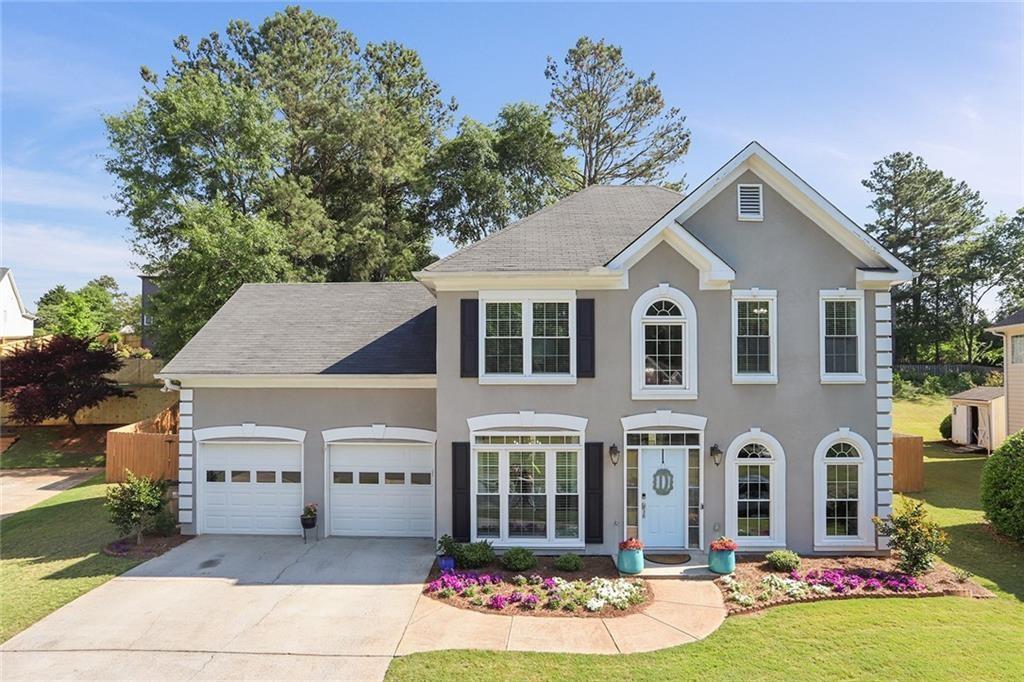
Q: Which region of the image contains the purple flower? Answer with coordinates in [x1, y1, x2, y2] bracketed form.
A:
[488, 594, 510, 610]
[522, 594, 540, 609]
[509, 591, 523, 603]
[863, 578, 883, 591]
[542, 578, 558, 591]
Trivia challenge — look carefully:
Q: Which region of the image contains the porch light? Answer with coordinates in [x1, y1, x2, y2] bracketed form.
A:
[608, 443, 620, 466]
[709, 443, 723, 467]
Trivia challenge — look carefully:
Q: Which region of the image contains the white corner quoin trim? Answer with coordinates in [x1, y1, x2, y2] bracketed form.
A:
[620, 410, 708, 432]
[467, 411, 588, 433]
[321, 424, 437, 444]
[193, 423, 307, 443]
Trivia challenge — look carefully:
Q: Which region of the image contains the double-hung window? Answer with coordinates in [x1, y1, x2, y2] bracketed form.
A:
[819, 289, 865, 383]
[813, 430, 874, 549]
[732, 289, 777, 383]
[631, 284, 698, 400]
[480, 291, 575, 383]
[471, 433, 583, 546]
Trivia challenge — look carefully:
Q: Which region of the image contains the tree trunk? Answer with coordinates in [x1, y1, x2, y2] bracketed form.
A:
[68, 414, 79, 429]
[136, 525, 144, 546]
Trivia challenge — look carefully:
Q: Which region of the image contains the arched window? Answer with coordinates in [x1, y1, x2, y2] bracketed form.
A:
[813, 430, 874, 549]
[631, 284, 698, 400]
[725, 429, 786, 547]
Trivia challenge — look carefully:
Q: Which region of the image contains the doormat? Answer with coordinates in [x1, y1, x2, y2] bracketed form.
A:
[645, 553, 691, 565]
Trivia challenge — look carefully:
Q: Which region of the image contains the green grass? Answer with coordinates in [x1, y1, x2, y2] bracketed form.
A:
[1, 426, 106, 469]
[0, 474, 145, 642]
[387, 398, 1024, 681]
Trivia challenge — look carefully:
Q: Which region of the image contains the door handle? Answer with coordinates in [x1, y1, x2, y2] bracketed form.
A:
[641, 493, 647, 519]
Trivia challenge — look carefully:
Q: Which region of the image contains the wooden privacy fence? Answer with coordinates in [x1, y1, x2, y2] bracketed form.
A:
[892, 432, 924, 493]
[105, 406, 179, 483]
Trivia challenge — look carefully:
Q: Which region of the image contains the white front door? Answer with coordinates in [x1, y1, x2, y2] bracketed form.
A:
[640, 447, 687, 548]
[328, 443, 434, 537]
[199, 442, 304, 535]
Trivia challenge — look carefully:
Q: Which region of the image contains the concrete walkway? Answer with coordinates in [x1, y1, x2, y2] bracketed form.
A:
[0, 467, 101, 519]
[397, 578, 726, 655]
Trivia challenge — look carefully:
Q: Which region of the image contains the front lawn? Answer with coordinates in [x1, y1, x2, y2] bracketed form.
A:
[387, 398, 1024, 680]
[0, 474, 145, 642]
[0, 425, 108, 469]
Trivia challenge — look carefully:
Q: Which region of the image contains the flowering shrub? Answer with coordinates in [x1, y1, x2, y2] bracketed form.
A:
[302, 503, 318, 518]
[710, 536, 738, 552]
[619, 537, 644, 551]
[425, 570, 645, 614]
[873, 499, 949, 575]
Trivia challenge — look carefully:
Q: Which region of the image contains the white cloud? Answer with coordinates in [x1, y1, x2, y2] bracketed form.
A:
[2, 166, 115, 212]
[1, 220, 137, 305]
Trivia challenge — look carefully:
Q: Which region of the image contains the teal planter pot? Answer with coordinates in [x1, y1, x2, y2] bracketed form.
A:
[618, 548, 644, 575]
[709, 549, 736, 575]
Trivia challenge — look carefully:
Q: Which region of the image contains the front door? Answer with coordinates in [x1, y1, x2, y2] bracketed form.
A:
[640, 447, 686, 548]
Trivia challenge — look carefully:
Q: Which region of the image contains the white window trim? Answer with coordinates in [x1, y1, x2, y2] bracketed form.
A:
[193, 423, 306, 443]
[819, 289, 866, 384]
[321, 424, 436, 444]
[724, 428, 786, 548]
[813, 428, 875, 550]
[1011, 334, 1024, 364]
[731, 288, 778, 384]
[737, 183, 764, 222]
[478, 290, 576, 385]
[469, 430, 585, 549]
[631, 283, 698, 400]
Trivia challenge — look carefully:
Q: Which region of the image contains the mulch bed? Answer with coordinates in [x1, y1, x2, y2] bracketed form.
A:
[423, 555, 651, 618]
[720, 555, 993, 615]
[103, 532, 191, 560]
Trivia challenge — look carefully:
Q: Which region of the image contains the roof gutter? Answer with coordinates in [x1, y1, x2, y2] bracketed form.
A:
[413, 268, 628, 293]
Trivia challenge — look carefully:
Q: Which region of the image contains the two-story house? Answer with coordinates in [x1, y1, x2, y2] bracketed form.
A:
[156, 142, 914, 556]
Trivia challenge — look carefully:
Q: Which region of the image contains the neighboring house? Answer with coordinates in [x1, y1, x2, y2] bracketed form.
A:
[988, 310, 1024, 440]
[139, 274, 160, 352]
[0, 268, 36, 339]
[156, 142, 915, 556]
[949, 387, 1006, 453]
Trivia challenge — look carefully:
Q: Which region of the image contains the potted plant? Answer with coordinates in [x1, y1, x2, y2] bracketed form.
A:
[300, 503, 318, 530]
[436, 534, 458, 572]
[709, 536, 738, 575]
[618, 537, 645, 575]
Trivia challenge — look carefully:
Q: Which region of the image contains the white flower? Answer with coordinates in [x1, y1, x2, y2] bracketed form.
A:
[586, 597, 606, 611]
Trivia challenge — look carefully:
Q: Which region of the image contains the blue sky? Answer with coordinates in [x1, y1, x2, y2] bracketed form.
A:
[2, 2, 1021, 307]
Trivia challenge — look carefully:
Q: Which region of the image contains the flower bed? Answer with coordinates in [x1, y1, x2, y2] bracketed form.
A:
[103, 533, 190, 560]
[717, 555, 992, 614]
[423, 556, 649, 618]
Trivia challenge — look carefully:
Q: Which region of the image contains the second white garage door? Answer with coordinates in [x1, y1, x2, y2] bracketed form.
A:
[328, 443, 434, 537]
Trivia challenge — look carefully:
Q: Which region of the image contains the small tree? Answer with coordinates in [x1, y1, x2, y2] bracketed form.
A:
[0, 334, 132, 428]
[106, 472, 167, 544]
[873, 499, 949, 575]
[980, 430, 1024, 541]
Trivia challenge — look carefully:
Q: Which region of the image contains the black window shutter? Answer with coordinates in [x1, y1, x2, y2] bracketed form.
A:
[577, 298, 595, 378]
[460, 299, 479, 378]
[452, 442, 471, 542]
[584, 442, 603, 544]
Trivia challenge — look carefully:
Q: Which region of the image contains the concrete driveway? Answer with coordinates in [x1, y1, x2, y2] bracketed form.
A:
[1, 535, 435, 681]
[0, 468, 101, 519]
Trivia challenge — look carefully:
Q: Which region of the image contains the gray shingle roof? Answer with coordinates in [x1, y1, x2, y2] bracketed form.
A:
[161, 283, 435, 375]
[950, 387, 1004, 402]
[991, 309, 1024, 329]
[425, 185, 682, 272]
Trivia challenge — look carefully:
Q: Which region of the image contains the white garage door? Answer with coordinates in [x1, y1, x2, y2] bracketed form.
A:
[199, 442, 304, 535]
[329, 443, 434, 537]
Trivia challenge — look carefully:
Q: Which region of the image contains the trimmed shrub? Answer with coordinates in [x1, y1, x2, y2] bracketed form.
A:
[940, 413, 953, 440]
[151, 508, 177, 537]
[873, 499, 949, 575]
[553, 553, 584, 572]
[980, 430, 1024, 541]
[105, 472, 167, 545]
[500, 547, 537, 571]
[455, 540, 496, 569]
[764, 549, 801, 572]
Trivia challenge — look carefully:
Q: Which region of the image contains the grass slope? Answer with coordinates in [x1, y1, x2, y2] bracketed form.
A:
[0, 426, 107, 469]
[0, 474, 145, 642]
[387, 397, 1024, 681]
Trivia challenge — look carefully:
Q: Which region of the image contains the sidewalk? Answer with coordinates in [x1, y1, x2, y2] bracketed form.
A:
[397, 578, 726, 655]
[0, 467, 100, 519]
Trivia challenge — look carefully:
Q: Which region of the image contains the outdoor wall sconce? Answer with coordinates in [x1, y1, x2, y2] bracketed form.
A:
[709, 443, 723, 467]
[608, 443, 621, 466]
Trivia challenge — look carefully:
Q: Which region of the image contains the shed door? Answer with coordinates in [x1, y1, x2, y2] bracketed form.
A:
[199, 442, 304, 535]
[328, 443, 434, 537]
[952, 405, 967, 444]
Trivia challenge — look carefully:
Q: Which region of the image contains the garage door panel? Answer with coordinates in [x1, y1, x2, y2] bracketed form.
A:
[199, 442, 303, 536]
[329, 444, 434, 538]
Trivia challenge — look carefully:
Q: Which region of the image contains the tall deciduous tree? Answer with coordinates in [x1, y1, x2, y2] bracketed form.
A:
[863, 152, 986, 363]
[35, 277, 134, 337]
[427, 103, 573, 245]
[1, 335, 132, 428]
[545, 36, 690, 189]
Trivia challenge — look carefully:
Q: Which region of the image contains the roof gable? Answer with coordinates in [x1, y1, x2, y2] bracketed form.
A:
[0, 268, 36, 320]
[606, 142, 914, 285]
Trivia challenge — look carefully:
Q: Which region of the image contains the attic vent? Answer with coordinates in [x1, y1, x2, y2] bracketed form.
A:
[737, 184, 763, 221]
